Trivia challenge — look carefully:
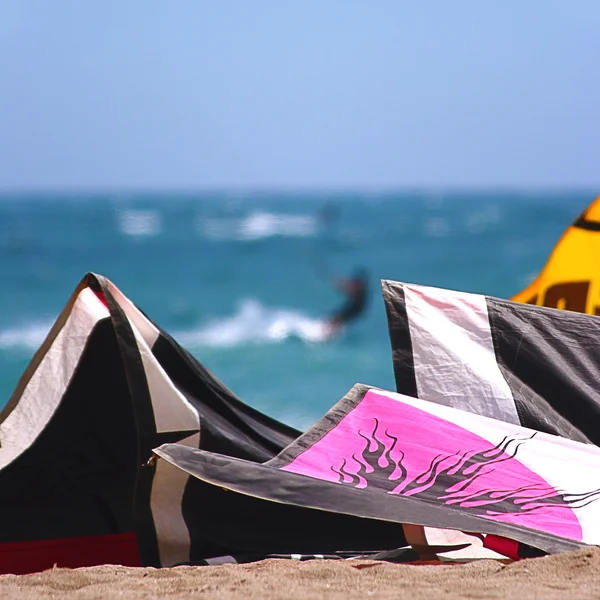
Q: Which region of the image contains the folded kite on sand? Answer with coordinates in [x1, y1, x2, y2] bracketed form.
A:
[156, 381, 600, 556]
[2, 268, 600, 575]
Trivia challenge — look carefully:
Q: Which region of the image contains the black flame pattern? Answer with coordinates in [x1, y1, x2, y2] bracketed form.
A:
[330, 418, 600, 518]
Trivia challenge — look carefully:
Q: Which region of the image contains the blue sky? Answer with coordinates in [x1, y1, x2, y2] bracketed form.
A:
[1, 1, 599, 190]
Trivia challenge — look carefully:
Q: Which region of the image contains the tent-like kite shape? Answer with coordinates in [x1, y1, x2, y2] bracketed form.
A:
[0, 274, 406, 574]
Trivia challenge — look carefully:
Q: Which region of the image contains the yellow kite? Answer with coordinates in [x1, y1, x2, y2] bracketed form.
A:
[512, 196, 600, 315]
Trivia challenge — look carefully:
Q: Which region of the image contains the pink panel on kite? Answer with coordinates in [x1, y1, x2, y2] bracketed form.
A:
[283, 390, 585, 541]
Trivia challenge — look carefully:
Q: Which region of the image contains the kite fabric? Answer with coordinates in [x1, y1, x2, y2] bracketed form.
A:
[382, 279, 600, 445]
[0, 273, 407, 575]
[3, 270, 600, 575]
[382, 275, 600, 558]
[511, 196, 600, 315]
[156, 383, 600, 556]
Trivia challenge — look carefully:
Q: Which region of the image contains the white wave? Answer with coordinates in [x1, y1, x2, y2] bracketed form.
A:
[0, 321, 52, 351]
[199, 211, 317, 241]
[463, 205, 502, 234]
[118, 209, 162, 237]
[424, 217, 451, 237]
[175, 299, 331, 347]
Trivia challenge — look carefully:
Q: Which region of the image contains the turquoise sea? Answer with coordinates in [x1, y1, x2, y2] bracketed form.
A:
[0, 190, 592, 429]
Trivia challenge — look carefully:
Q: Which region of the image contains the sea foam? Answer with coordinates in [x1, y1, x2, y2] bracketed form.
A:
[174, 299, 330, 347]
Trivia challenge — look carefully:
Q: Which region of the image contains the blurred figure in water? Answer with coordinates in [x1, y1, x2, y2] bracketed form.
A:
[318, 202, 341, 242]
[319, 202, 339, 227]
[325, 268, 369, 337]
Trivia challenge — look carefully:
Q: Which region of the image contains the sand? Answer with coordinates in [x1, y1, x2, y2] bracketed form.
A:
[1, 547, 599, 600]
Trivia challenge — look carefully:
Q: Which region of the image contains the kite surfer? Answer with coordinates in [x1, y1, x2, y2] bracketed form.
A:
[319, 202, 339, 229]
[325, 268, 369, 337]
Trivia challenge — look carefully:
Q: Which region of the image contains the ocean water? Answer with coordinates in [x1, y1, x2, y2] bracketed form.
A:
[0, 190, 592, 430]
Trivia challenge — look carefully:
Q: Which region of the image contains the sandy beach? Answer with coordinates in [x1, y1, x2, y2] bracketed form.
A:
[1, 547, 599, 600]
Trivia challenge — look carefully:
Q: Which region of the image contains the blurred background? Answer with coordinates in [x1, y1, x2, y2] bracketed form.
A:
[0, 1, 598, 428]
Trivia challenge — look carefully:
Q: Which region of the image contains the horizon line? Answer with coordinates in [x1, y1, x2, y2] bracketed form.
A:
[0, 184, 598, 196]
